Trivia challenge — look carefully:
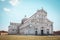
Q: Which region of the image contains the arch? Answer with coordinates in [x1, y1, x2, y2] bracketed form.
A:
[41, 30, 44, 35]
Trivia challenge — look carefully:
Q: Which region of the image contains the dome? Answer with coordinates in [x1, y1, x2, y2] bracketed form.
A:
[21, 18, 28, 24]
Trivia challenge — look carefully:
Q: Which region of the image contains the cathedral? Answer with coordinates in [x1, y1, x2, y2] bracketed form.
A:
[8, 9, 53, 35]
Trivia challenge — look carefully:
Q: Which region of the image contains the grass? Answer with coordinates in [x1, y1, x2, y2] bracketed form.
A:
[0, 35, 60, 40]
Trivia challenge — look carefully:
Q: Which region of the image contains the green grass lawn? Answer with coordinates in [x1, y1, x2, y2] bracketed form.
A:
[0, 35, 60, 40]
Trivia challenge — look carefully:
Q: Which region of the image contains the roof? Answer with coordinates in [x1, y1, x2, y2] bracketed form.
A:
[54, 31, 60, 35]
[0, 31, 8, 33]
[37, 8, 47, 14]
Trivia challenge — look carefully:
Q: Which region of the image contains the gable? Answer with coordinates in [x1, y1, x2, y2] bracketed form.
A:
[20, 9, 53, 29]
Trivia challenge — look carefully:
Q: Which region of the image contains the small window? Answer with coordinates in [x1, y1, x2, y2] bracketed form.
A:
[12, 29, 15, 31]
[41, 27, 44, 28]
[41, 27, 44, 30]
[51, 24, 53, 26]
[47, 29, 49, 35]
[35, 28, 37, 30]
[21, 21, 24, 24]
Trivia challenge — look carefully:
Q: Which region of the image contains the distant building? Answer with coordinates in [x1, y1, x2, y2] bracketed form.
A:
[54, 31, 60, 35]
[8, 9, 53, 35]
[0, 31, 8, 35]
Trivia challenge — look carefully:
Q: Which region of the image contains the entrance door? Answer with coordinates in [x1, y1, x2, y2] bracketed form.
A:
[35, 31, 37, 35]
[47, 31, 49, 35]
[41, 30, 44, 35]
[47, 29, 49, 35]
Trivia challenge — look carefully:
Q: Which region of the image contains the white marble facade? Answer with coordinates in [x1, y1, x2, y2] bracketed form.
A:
[8, 9, 53, 35]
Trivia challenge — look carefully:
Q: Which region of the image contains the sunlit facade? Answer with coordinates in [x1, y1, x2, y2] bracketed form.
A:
[8, 9, 53, 35]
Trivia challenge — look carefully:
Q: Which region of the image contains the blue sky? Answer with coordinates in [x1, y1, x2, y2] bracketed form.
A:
[0, 0, 60, 31]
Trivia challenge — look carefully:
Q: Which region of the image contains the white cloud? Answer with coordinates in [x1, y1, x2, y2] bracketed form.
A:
[3, 8, 11, 12]
[9, 0, 19, 6]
